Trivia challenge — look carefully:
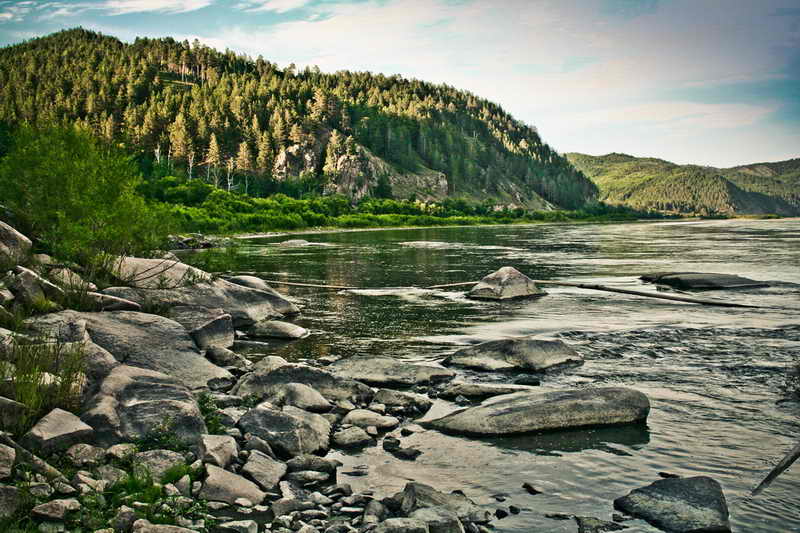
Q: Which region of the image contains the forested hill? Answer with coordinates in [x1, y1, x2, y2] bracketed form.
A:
[0, 28, 597, 209]
[566, 152, 800, 216]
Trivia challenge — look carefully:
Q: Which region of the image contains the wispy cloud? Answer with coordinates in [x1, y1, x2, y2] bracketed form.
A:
[101, 0, 214, 15]
[237, 0, 313, 13]
[0, 2, 34, 22]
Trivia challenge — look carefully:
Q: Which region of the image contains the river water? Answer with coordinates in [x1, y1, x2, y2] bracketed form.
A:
[208, 218, 800, 532]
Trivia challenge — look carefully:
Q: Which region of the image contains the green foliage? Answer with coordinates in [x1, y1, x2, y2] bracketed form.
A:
[134, 418, 191, 453]
[0, 334, 86, 437]
[196, 391, 225, 435]
[0, 125, 173, 264]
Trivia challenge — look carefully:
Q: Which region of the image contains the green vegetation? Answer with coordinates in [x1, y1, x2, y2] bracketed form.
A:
[566, 152, 800, 217]
[0, 28, 597, 210]
[0, 124, 172, 265]
[196, 391, 225, 435]
[0, 335, 86, 437]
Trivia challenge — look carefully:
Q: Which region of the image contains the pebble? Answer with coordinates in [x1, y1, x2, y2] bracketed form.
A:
[522, 482, 542, 495]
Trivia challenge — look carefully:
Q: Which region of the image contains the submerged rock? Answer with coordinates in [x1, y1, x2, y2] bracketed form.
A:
[614, 476, 731, 533]
[641, 272, 768, 290]
[443, 337, 583, 372]
[438, 382, 539, 400]
[329, 356, 455, 387]
[425, 387, 650, 436]
[401, 482, 488, 523]
[467, 266, 545, 300]
[246, 320, 309, 340]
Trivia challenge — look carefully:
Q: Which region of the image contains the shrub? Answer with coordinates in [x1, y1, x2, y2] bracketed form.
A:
[0, 125, 173, 264]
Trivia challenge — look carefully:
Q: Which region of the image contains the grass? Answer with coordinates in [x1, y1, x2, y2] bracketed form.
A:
[196, 392, 226, 435]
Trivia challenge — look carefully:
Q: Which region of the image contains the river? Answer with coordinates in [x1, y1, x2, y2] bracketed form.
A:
[193, 218, 800, 532]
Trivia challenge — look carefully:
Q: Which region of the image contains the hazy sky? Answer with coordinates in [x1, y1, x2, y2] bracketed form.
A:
[1, 0, 798, 167]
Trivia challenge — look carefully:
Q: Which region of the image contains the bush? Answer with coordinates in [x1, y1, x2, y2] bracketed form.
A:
[0, 125, 172, 264]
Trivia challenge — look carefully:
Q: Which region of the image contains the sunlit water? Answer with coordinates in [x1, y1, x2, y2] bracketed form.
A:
[189, 219, 800, 532]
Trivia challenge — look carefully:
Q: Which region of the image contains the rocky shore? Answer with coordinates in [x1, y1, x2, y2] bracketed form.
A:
[0, 221, 734, 533]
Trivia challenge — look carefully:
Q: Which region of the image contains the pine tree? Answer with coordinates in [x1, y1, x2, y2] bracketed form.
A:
[169, 112, 191, 161]
[205, 132, 222, 186]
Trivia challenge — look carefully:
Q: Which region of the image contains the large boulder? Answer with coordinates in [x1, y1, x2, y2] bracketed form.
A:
[259, 383, 332, 413]
[614, 476, 731, 532]
[225, 276, 300, 316]
[373, 389, 432, 415]
[168, 305, 234, 350]
[237, 406, 331, 458]
[77, 311, 232, 389]
[241, 449, 287, 491]
[467, 266, 545, 300]
[246, 320, 309, 340]
[199, 464, 266, 506]
[443, 338, 583, 372]
[233, 364, 373, 405]
[81, 365, 207, 447]
[641, 272, 768, 291]
[329, 357, 455, 387]
[425, 387, 650, 436]
[0, 221, 31, 263]
[401, 482, 488, 523]
[102, 257, 299, 326]
[20, 408, 94, 454]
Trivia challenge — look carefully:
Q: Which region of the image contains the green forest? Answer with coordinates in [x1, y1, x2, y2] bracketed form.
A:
[0, 28, 597, 210]
[566, 152, 800, 216]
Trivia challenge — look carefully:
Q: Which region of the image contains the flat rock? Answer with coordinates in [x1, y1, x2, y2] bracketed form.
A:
[373, 389, 432, 415]
[206, 346, 251, 370]
[78, 311, 232, 389]
[374, 518, 429, 533]
[103, 257, 299, 326]
[575, 516, 627, 532]
[81, 365, 207, 448]
[426, 387, 650, 436]
[410, 506, 465, 533]
[333, 427, 373, 448]
[443, 338, 583, 372]
[168, 305, 234, 350]
[341, 409, 399, 430]
[286, 454, 341, 474]
[237, 406, 331, 458]
[84, 292, 142, 312]
[200, 464, 266, 506]
[401, 482, 487, 523]
[233, 364, 373, 404]
[242, 449, 287, 491]
[614, 476, 731, 532]
[260, 383, 332, 413]
[329, 357, 455, 387]
[32, 498, 81, 520]
[247, 320, 309, 340]
[132, 518, 197, 532]
[438, 382, 539, 400]
[641, 272, 768, 291]
[467, 266, 546, 300]
[0, 443, 14, 479]
[133, 449, 185, 482]
[20, 408, 94, 454]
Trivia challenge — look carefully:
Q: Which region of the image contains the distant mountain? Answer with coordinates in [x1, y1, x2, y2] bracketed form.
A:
[565, 152, 800, 216]
[0, 28, 598, 210]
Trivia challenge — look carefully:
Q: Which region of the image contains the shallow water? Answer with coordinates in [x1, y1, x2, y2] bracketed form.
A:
[199, 219, 800, 532]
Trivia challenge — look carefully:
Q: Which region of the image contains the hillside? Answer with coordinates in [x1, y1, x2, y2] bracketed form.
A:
[566, 152, 800, 216]
[0, 28, 598, 210]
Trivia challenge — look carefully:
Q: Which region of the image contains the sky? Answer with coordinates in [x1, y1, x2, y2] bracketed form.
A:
[0, 0, 798, 167]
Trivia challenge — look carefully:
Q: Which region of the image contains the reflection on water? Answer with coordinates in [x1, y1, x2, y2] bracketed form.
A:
[183, 219, 800, 532]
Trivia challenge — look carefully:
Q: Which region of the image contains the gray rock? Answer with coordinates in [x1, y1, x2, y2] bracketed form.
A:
[574, 516, 627, 532]
[641, 272, 768, 291]
[76, 311, 232, 389]
[242, 449, 287, 491]
[341, 410, 399, 430]
[286, 470, 328, 483]
[467, 266, 545, 300]
[278, 239, 311, 247]
[225, 276, 299, 316]
[199, 434, 238, 468]
[332, 427, 372, 448]
[0, 484, 20, 518]
[613, 476, 731, 533]
[374, 518, 429, 533]
[286, 454, 341, 474]
[81, 365, 207, 448]
[206, 346, 251, 370]
[200, 464, 266, 506]
[401, 483, 487, 523]
[113, 505, 137, 532]
[168, 305, 235, 350]
[426, 388, 649, 436]
[444, 338, 583, 372]
[329, 357, 455, 387]
[47, 268, 96, 292]
[20, 408, 94, 453]
[411, 507, 465, 533]
[373, 389, 432, 415]
[103, 257, 298, 326]
[252, 355, 289, 373]
[0, 443, 14, 480]
[260, 383, 332, 413]
[83, 292, 142, 312]
[247, 320, 309, 340]
[218, 520, 259, 533]
[237, 406, 331, 458]
[439, 382, 538, 400]
[0, 221, 32, 262]
[65, 443, 106, 467]
[31, 498, 81, 520]
[96, 464, 127, 486]
[132, 519, 196, 532]
[0, 396, 28, 432]
[233, 364, 373, 404]
[133, 450, 185, 482]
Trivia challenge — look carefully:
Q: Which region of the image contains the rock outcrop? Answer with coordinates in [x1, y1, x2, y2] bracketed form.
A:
[443, 337, 583, 372]
[467, 266, 546, 300]
[329, 356, 455, 387]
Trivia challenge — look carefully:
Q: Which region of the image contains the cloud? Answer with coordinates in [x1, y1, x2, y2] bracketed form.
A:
[101, 0, 214, 15]
[237, 0, 314, 13]
[0, 2, 33, 22]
